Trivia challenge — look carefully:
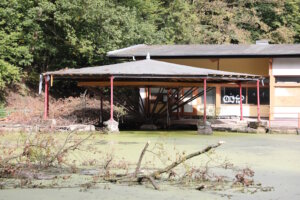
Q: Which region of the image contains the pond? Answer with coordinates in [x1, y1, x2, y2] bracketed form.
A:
[0, 131, 299, 200]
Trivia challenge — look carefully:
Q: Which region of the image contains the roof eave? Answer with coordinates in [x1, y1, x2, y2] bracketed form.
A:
[108, 54, 300, 59]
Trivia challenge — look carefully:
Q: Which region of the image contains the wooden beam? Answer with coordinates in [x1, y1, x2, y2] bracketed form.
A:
[78, 81, 206, 87]
[78, 81, 268, 89]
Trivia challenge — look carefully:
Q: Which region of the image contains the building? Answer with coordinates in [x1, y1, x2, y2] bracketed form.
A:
[107, 41, 300, 124]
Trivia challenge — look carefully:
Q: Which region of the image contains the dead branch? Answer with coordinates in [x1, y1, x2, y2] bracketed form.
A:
[150, 141, 223, 178]
[115, 141, 224, 190]
[47, 130, 94, 166]
[134, 141, 150, 177]
[138, 175, 160, 190]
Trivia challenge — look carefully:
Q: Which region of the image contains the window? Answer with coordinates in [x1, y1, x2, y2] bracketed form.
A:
[221, 87, 246, 104]
[247, 88, 269, 105]
[275, 76, 300, 83]
[200, 87, 216, 104]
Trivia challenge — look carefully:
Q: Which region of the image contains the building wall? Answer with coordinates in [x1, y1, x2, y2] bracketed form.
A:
[159, 58, 269, 76]
[158, 58, 269, 118]
[271, 58, 300, 119]
[273, 58, 300, 75]
[143, 57, 300, 120]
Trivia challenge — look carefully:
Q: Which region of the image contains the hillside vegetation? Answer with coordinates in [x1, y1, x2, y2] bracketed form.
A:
[0, 0, 299, 94]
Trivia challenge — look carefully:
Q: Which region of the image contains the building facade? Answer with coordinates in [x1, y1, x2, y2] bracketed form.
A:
[108, 43, 300, 120]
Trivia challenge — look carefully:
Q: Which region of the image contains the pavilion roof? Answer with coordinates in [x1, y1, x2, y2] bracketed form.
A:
[43, 59, 263, 83]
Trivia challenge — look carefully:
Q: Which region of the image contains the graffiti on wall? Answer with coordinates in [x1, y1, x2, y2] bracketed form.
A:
[222, 95, 245, 104]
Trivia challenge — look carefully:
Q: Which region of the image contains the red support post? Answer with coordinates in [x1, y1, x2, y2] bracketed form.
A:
[239, 83, 243, 121]
[44, 76, 49, 120]
[257, 80, 261, 121]
[203, 78, 207, 123]
[110, 76, 114, 121]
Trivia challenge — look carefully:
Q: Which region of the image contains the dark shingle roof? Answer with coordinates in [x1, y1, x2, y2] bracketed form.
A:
[107, 44, 300, 58]
[44, 59, 262, 82]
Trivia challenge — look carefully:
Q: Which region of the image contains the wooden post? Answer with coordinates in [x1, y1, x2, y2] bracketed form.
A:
[177, 88, 179, 119]
[100, 88, 103, 126]
[239, 83, 243, 121]
[298, 113, 300, 129]
[147, 87, 150, 117]
[269, 58, 274, 120]
[44, 76, 49, 120]
[166, 91, 169, 128]
[257, 80, 261, 122]
[110, 76, 114, 121]
[215, 86, 221, 117]
[203, 78, 207, 123]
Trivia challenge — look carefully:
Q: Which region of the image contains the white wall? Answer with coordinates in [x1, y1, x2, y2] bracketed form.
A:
[273, 58, 300, 76]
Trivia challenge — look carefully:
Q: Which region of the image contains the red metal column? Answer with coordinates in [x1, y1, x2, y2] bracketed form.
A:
[203, 78, 207, 123]
[110, 76, 114, 121]
[44, 76, 49, 120]
[257, 80, 261, 121]
[239, 83, 243, 121]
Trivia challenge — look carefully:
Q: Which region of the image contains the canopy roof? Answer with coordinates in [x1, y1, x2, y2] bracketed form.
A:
[107, 44, 300, 58]
[44, 59, 263, 84]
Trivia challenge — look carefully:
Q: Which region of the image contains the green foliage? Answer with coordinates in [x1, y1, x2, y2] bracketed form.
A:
[0, 59, 20, 90]
[0, 103, 6, 118]
[0, 0, 299, 90]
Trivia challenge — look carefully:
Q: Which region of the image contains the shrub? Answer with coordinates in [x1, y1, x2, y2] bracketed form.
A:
[0, 59, 21, 90]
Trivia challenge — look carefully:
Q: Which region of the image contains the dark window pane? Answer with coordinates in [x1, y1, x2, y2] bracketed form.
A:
[221, 87, 246, 104]
[200, 87, 216, 104]
[275, 76, 300, 83]
[247, 88, 269, 105]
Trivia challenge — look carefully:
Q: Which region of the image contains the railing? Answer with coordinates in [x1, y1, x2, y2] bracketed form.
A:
[269, 112, 300, 129]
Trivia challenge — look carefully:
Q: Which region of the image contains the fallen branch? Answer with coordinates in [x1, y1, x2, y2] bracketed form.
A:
[134, 141, 150, 177]
[150, 141, 223, 178]
[119, 141, 224, 190]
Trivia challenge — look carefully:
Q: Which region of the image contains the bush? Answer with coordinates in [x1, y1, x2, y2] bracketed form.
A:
[0, 59, 21, 91]
[0, 103, 6, 118]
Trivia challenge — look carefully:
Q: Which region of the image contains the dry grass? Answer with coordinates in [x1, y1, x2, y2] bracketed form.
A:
[3, 90, 110, 126]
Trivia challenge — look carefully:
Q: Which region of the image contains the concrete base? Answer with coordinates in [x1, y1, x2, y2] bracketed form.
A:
[103, 119, 119, 134]
[248, 121, 267, 129]
[269, 128, 298, 134]
[140, 124, 158, 130]
[248, 121, 267, 133]
[197, 121, 213, 135]
[68, 124, 95, 132]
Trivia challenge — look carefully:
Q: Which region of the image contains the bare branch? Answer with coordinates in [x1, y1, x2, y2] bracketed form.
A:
[134, 141, 150, 177]
[150, 142, 223, 178]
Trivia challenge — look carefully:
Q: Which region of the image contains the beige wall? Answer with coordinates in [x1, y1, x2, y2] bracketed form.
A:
[270, 58, 300, 119]
[159, 58, 269, 76]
